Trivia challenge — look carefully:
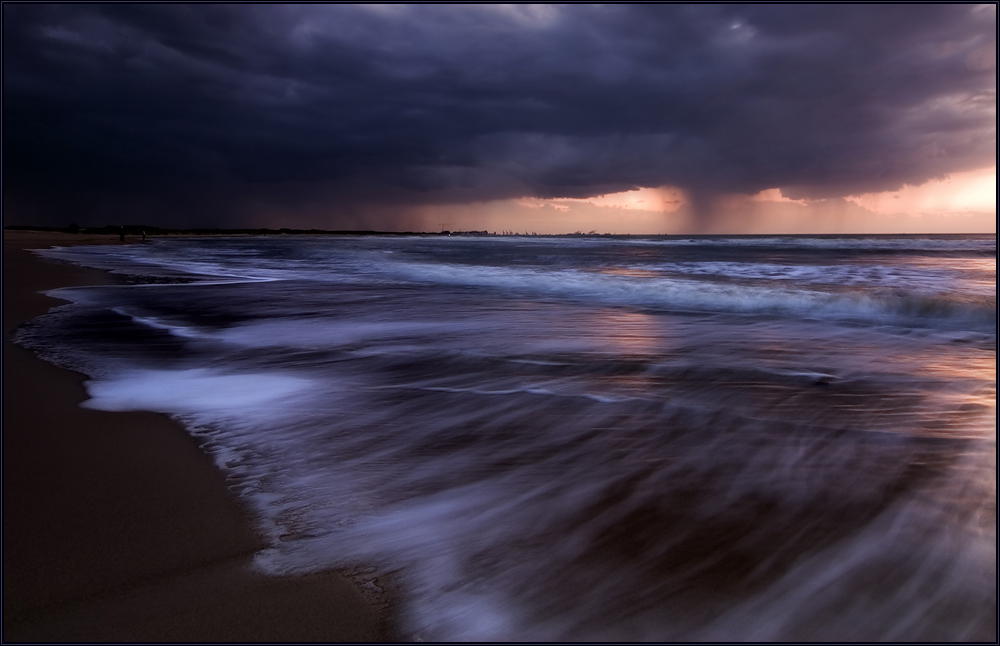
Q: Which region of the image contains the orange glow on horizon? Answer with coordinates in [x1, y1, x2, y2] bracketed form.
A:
[845, 166, 996, 216]
[408, 168, 996, 235]
[550, 186, 687, 212]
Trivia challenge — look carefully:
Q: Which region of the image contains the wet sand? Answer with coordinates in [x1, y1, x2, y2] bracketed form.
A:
[3, 231, 388, 641]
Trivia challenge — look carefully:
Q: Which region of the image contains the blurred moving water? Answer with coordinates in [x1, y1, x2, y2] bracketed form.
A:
[19, 234, 996, 641]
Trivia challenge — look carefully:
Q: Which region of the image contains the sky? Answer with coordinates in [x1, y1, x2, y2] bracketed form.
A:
[3, 4, 996, 233]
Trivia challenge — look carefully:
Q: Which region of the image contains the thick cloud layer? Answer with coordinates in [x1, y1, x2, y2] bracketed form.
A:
[3, 4, 996, 226]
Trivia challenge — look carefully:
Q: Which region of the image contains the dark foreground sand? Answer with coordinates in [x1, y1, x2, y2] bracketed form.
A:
[3, 231, 389, 641]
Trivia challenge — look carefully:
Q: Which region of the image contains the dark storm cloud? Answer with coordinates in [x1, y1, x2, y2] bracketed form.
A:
[3, 4, 995, 225]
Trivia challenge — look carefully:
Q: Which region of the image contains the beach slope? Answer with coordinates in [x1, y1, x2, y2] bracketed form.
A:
[3, 231, 384, 641]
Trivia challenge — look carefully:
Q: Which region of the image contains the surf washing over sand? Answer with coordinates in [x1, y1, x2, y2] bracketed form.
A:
[17, 234, 996, 641]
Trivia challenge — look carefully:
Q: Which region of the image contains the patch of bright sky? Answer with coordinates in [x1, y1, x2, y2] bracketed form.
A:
[845, 166, 996, 216]
[749, 188, 809, 206]
[529, 187, 687, 213]
[414, 167, 996, 235]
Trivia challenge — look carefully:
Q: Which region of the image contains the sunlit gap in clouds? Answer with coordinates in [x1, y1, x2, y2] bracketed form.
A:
[845, 166, 997, 218]
[409, 188, 692, 235]
[546, 187, 687, 213]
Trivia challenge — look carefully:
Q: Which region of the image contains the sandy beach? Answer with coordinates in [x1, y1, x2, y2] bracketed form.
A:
[3, 231, 388, 642]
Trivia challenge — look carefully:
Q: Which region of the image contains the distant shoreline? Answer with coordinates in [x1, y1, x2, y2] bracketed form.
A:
[5, 225, 995, 238]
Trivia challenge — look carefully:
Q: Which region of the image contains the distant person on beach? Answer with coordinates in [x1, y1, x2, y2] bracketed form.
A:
[142, 231, 146, 241]
[119, 226, 125, 242]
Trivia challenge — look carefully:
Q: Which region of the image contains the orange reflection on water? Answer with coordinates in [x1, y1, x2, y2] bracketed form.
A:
[909, 347, 996, 440]
[586, 308, 666, 357]
[909, 255, 996, 281]
[597, 267, 661, 278]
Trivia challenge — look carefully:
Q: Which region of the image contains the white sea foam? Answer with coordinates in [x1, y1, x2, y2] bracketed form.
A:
[643, 260, 989, 293]
[111, 308, 205, 338]
[390, 261, 995, 331]
[36, 246, 287, 283]
[34, 237, 996, 333]
[623, 235, 997, 253]
[81, 368, 314, 414]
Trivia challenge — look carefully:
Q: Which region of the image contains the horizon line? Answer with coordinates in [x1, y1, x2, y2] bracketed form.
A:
[5, 225, 995, 238]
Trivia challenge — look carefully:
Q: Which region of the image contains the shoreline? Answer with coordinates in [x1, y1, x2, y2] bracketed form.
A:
[3, 231, 390, 641]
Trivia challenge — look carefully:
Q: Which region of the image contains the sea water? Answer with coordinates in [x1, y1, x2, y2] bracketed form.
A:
[16, 234, 996, 640]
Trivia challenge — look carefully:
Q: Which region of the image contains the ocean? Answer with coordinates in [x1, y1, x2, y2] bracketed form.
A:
[17, 233, 996, 641]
